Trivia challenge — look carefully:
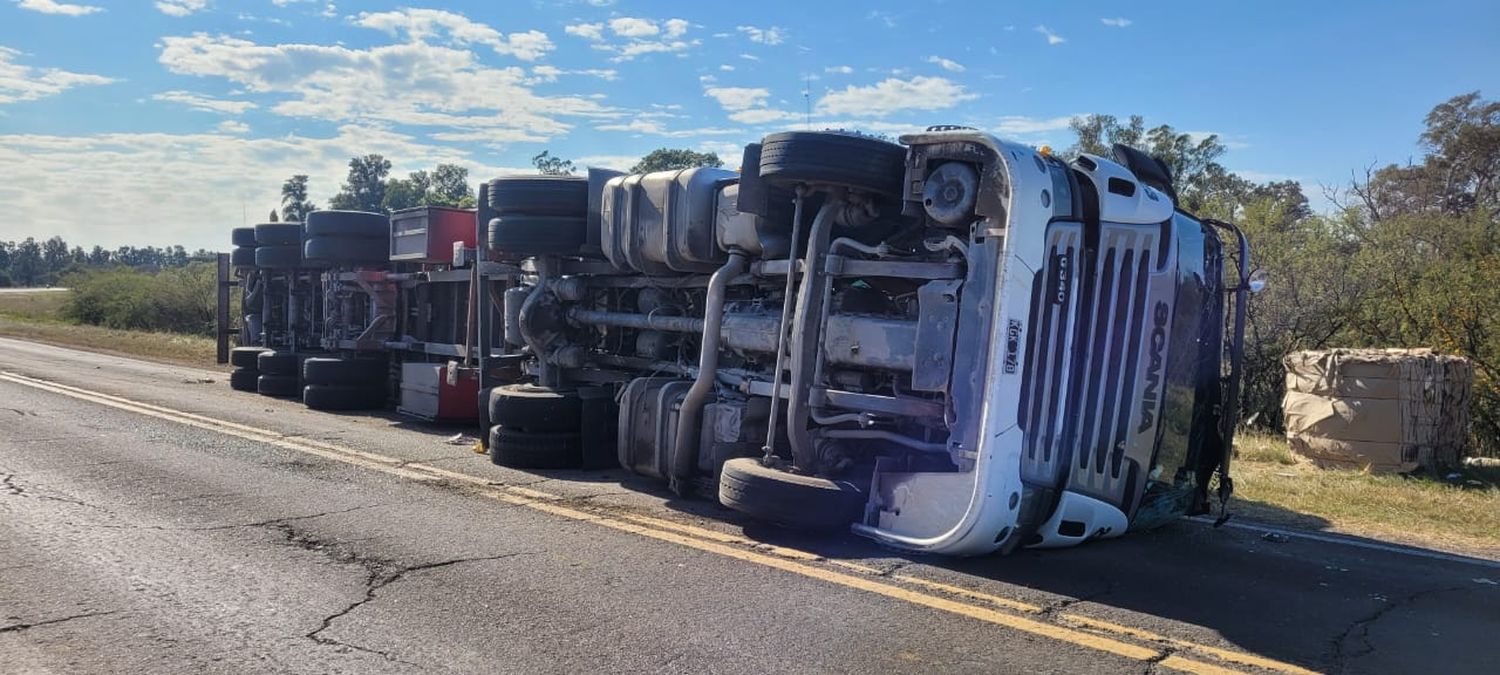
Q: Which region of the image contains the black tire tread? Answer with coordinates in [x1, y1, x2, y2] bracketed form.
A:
[254, 245, 301, 268]
[718, 457, 865, 531]
[305, 210, 389, 239]
[487, 215, 586, 256]
[231, 227, 257, 247]
[253, 222, 303, 246]
[759, 131, 906, 196]
[256, 350, 299, 376]
[303, 384, 385, 411]
[487, 176, 588, 217]
[230, 347, 268, 368]
[487, 385, 582, 432]
[488, 426, 583, 469]
[229, 367, 259, 391]
[302, 357, 386, 386]
[256, 374, 299, 397]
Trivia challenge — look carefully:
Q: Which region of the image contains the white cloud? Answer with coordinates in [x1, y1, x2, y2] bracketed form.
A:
[1185, 130, 1251, 150]
[608, 17, 658, 38]
[152, 90, 256, 114]
[574, 154, 638, 171]
[816, 76, 976, 117]
[15, 0, 103, 16]
[156, 32, 611, 140]
[663, 19, 689, 39]
[704, 86, 768, 111]
[825, 65, 853, 75]
[0, 47, 114, 104]
[355, 9, 554, 61]
[156, 0, 208, 17]
[1100, 17, 1132, 28]
[994, 115, 1075, 135]
[1034, 25, 1065, 45]
[215, 119, 249, 134]
[719, 64, 734, 72]
[595, 118, 742, 137]
[564, 22, 604, 41]
[728, 108, 799, 125]
[926, 56, 965, 73]
[736, 25, 785, 45]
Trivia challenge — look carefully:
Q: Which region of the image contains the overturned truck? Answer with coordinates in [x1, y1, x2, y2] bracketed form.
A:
[484, 128, 1251, 556]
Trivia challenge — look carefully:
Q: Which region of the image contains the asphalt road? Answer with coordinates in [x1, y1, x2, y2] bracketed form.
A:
[1, 337, 1495, 674]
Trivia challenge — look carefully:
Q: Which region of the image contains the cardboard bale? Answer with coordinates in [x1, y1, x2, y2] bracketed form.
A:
[1282, 348, 1472, 473]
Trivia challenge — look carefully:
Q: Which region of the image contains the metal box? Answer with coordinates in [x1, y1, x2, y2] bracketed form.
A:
[600, 167, 737, 274]
[390, 206, 477, 263]
[398, 362, 481, 422]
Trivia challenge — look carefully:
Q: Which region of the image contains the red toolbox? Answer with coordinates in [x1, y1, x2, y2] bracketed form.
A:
[390, 206, 477, 264]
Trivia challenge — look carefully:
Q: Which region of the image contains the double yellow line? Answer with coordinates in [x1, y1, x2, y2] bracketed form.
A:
[0, 370, 1316, 675]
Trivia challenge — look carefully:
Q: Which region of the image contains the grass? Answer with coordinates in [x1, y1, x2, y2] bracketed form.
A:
[0, 290, 223, 370]
[1233, 431, 1500, 558]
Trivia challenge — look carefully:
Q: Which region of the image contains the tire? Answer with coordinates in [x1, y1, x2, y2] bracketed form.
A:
[256, 350, 299, 376]
[254, 222, 303, 246]
[487, 215, 586, 256]
[303, 236, 388, 267]
[759, 131, 906, 196]
[303, 384, 385, 411]
[231, 227, 257, 247]
[230, 246, 257, 267]
[488, 426, 583, 469]
[718, 457, 866, 531]
[302, 356, 386, 386]
[487, 384, 581, 433]
[254, 245, 302, 269]
[487, 176, 588, 217]
[229, 367, 260, 392]
[230, 346, 268, 368]
[256, 374, 299, 397]
[305, 210, 389, 239]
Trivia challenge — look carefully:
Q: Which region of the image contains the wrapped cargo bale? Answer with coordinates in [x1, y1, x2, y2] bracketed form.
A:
[1282, 349, 1472, 473]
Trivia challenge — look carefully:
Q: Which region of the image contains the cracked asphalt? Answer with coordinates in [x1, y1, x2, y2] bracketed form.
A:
[1, 337, 1497, 674]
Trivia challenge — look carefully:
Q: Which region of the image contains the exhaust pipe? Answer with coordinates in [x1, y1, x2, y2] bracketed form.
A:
[669, 250, 749, 495]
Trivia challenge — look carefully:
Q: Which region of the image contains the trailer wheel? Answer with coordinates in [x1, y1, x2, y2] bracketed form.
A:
[303, 384, 385, 411]
[759, 131, 906, 196]
[254, 245, 302, 269]
[256, 351, 299, 377]
[253, 222, 303, 246]
[303, 236, 389, 267]
[487, 176, 589, 217]
[256, 374, 299, 397]
[230, 346, 268, 369]
[487, 384, 581, 432]
[718, 457, 866, 531]
[487, 215, 586, 256]
[230, 246, 257, 268]
[303, 356, 386, 386]
[488, 426, 583, 469]
[231, 227, 258, 247]
[229, 367, 260, 392]
[305, 210, 389, 239]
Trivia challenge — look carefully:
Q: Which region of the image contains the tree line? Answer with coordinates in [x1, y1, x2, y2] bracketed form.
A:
[0, 237, 210, 288]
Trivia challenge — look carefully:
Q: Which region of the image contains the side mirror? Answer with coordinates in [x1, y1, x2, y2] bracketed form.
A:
[1247, 268, 1268, 294]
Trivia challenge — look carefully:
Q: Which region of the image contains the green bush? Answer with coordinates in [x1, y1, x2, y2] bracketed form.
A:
[60, 264, 217, 336]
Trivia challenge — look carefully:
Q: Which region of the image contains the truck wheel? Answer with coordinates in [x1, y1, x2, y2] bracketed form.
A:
[256, 350, 299, 377]
[487, 176, 588, 217]
[231, 227, 258, 247]
[303, 384, 385, 411]
[230, 246, 257, 268]
[718, 457, 866, 531]
[303, 236, 389, 267]
[253, 222, 303, 246]
[488, 426, 583, 469]
[230, 346, 268, 369]
[487, 216, 586, 256]
[302, 356, 386, 386]
[254, 245, 302, 269]
[229, 367, 259, 392]
[487, 384, 581, 432]
[256, 374, 299, 397]
[305, 210, 389, 239]
[759, 131, 906, 196]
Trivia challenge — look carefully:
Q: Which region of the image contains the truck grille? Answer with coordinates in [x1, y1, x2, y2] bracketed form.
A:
[1018, 223, 1162, 509]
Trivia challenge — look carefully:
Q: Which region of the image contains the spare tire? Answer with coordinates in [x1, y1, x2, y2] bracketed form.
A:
[230, 246, 257, 267]
[303, 236, 388, 267]
[303, 384, 385, 411]
[488, 176, 589, 217]
[488, 426, 583, 469]
[305, 210, 389, 239]
[487, 215, 586, 256]
[256, 374, 299, 397]
[254, 245, 301, 269]
[256, 350, 299, 376]
[759, 131, 906, 196]
[254, 222, 303, 246]
[303, 356, 386, 386]
[230, 346, 268, 368]
[487, 384, 581, 433]
[718, 457, 866, 531]
[231, 227, 258, 247]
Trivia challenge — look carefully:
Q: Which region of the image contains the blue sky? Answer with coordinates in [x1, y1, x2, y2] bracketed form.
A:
[1, 0, 1497, 249]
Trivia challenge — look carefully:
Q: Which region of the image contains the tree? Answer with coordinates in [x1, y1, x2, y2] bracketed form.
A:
[11, 237, 42, 287]
[1068, 114, 1244, 212]
[630, 148, 723, 173]
[532, 150, 575, 176]
[267, 209, 279, 222]
[329, 155, 392, 212]
[280, 174, 317, 222]
[382, 170, 432, 212]
[429, 163, 475, 207]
